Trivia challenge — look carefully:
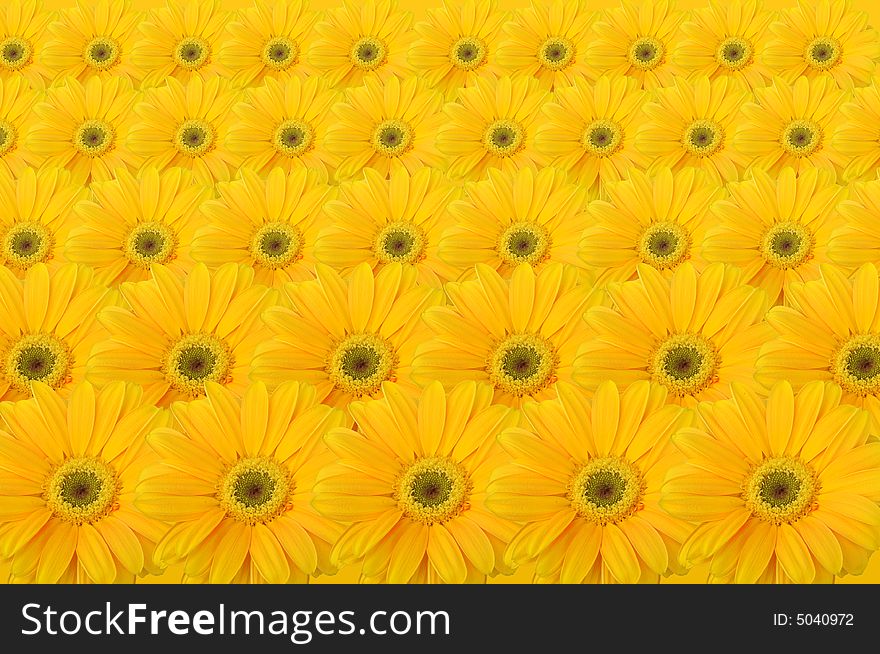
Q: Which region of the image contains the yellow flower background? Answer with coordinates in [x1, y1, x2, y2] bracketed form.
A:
[1, 0, 880, 584]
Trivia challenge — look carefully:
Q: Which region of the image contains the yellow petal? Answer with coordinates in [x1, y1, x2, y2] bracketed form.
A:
[241, 382, 269, 456]
[210, 522, 250, 583]
[251, 523, 290, 583]
[77, 523, 117, 583]
[272, 515, 319, 575]
[591, 380, 620, 456]
[68, 382, 96, 456]
[776, 523, 815, 583]
[560, 523, 601, 583]
[37, 522, 76, 583]
[444, 516, 494, 574]
[600, 523, 640, 584]
[418, 381, 445, 456]
[387, 521, 428, 583]
[619, 516, 668, 574]
[735, 521, 775, 584]
[767, 381, 794, 456]
[427, 524, 467, 584]
[795, 515, 843, 576]
[96, 516, 145, 575]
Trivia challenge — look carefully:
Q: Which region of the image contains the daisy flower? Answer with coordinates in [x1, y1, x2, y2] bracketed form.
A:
[0, 76, 39, 177]
[832, 80, 880, 181]
[829, 180, 880, 269]
[0, 0, 53, 89]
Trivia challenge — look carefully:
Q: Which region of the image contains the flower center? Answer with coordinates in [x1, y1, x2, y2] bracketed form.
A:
[249, 222, 303, 268]
[0, 120, 16, 157]
[261, 36, 298, 71]
[2, 221, 53, 269]
[374, 221, 426, 264]
[538, 36, 575, 71]
[83, 36, 120, 70]
[628, 36, 665, 71]
[272, 119, 314, 158]
[327, 332, 397, 397]
[760, 222, 813, 269]
[394, 457, 472, 525]
[217, 457, 292, 524]
[781, 120, 822, 157]
[832, 334, 880, 397]
[0, 36, 32, 71]
[45, 457, 119, 525]
[174, 119, 215, 157]
[497, 221, 551, 267]
[163, 333, 233, 397]
[683, 119, 724, 157]
[649, 333, 719, 397]
[123, 222, 176, 268]
[174, 36, 210, 70]
[638, 222, 690, 270]
[581, 120, 624, 157]
[3, 333, 71, 392]
[743, 457, 818, 524]
[487, 333, 558, 397]
[715, 36, 753, 71]
[73, 120, 114, 157]
[483, 119, 525, 158]
[350, 36, 387, 71]
[371, 119, 414, 157]
[449, 36, 487, 71]
[805, 36, 841, 71]
[568, 456, 645, 525]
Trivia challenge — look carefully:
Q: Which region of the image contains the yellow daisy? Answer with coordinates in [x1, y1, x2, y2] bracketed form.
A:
[309, 0, 414, 89]
[583, 0, 685, 90]
[440, 166, 590, 280]
[27, 76, 140, 185]
[314, 380, 521, 583]
[130, 0, 230, 88]
[575, 262, 772, 406]
[252, 262, 443, 409]
[673, 0, 774, 91]
[88, 263, 278, 407]
[0, 381, 169, 583]
[829, 180, 880, 269]
[734, 75, 846, 175]
[704, 167, 844, 306]
[42, 0, 143, 83]
[0, 263, 118, 402]
[219, 0, 318, 88]
[315, 167, 458, 287]
[193, 167, 333, 288]
[225, 75, 340, 180]
[495, 0, 595, 90]
[0, 166, 86, 276]
[324, 74, 445, 182]
[138, 381, 347, 583]
[635, 76, 751, 184]
[533, 75, 649, 199]
[0, 75, 39, 177]
[408, 0, 508, 100]
[579, 168, 721, 286]
[0, 0, 52, 90]
[763, 0, 879, 89]
[487, 380, 694, 583]
[127, 76, 240, 186]
[66, 166, 212, 286]
[413, 262, 603, 407]
[436, 75, 549, 181]
[756, 263, 880, 432]
[832, 80, 880, 181]
[663, 380, 880, 583]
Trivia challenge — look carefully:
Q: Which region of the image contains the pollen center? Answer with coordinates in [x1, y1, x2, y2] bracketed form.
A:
[350, 36, 387, 71]
[374, 221, 426, 264]
[805, 36, 841, 71]
[73, 120, 114, 157]
[249, 222, 303, 268]
[261, 36, 298, 71]
[327, 332, 397, 397]
[0, 120, 16, 156]
[715, 36, 753, 70]
[743, 457, 818, 524]
[163, 332, 233, 397]
[4, 333, 71, 392]
[84, 36, 120, 70]
[218, 457, 292, 525]
[568, 457, 645, 525]
[538, 36, 575, 71]
[832, 334, 880, 397]
[45, 457, 119, 525]
[487, 333, 558, 397]
[638, 222, 690, 270]
[273, 119, 314, 157]
[371, 119, 414, 157]
[450, 36, 487, 71]
[483, 119, 525, 158]
[174, 119, 215, 157]
[781, 120, 822, 157]
[394, 457, 472, 525]
[650, 333, 719, 397]
[628, 36, 665, 71]
[683, 119, 724, 157]
[497, 221, 551, 267]
[124, 222, 176, 268]
[0, 36, 32, 70]
[174, 36, 210, 70]
[760, 222, 813, 269]
[581, 120, 623, 157]
[2, 221, 53, 269]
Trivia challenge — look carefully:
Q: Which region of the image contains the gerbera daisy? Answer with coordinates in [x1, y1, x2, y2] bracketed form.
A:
[734, 76, 846, 175]
[252, 262, 442, 409]
[583, 0, 685, 90]
[41, 0, 143, 83]
[130, 0, 229, 88]
[756, 262, 880, 431]
[314, 380, 521, 583]
[225, 76, 340, 180]
[763, 0, 879, 89]
[26, 76, 140, 185]
[673, 0, 774, 90]
[138, 381, 347, 583]
[219, 0, 318, 88]
[66, 166, 212, 286]
[0, 381, 169, 583]
[324, 74, 445, 182]
[0, 263, 118, 402]
[832, 80, 880, 181]
[703, 167, 844, 305]
[0, 76, 39, 177]
[533, 76, 648, 199]
[88, 263, 278, 407]
[193, 167, 333, 288]
[0, 0, 52, 89]
[436, 75, 549, 181]
[0, 166, 86, 276]
[314, 167, 458, 287]
[487, 380, 694, 583]
[829, 180, 880, 269]
[579, 168, 721, 286]
[439, 166, 590, 280]
[413, 262, 603, 407]
[495, 0, 595, 90]
[635, 76, 751, 184]
[408, 0, 508, 99]
[575, 262, 772, 406]
[309, 0, 414, 89]
[127, 76, 240, 186]
[663, 380, 880, 583]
